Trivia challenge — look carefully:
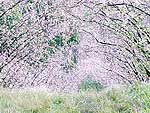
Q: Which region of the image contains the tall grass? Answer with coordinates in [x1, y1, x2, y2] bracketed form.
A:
[0, 83, 150, 113]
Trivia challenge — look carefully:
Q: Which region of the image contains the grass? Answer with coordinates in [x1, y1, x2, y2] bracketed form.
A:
[0, 83, 150, 113]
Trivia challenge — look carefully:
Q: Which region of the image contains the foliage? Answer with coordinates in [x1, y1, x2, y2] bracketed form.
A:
[0, 84, 150, 113]
[0, 0, 149, 90]
[0, 0, 81, 88]
[46, 33, 79, 72]
[67, 33, 79, 46]
[79, 77, 103, 92]
[97, 3, 150, 82]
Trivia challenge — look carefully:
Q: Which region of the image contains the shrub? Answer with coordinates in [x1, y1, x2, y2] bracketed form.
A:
[79, 77, 103, 92]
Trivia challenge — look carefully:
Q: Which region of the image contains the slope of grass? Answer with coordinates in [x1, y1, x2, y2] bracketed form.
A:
[0, 83, 150, 113]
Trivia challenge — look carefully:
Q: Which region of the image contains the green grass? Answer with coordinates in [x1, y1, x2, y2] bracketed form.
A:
[0, 83, 150, 113]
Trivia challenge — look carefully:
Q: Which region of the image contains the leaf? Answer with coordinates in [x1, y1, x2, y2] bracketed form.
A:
[71, 55, 77, 64]
[27, 0, 33, 3]
[47, 47, 55, 55]
[53, 35, 64, 47]
[67, 33, 79, 46]
[48, 40, 55, 47]
[6, 15, 13, 29]
[0, 16, 5, 25]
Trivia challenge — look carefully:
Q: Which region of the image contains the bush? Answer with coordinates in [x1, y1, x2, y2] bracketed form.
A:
[79, 78, 103, 92]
